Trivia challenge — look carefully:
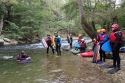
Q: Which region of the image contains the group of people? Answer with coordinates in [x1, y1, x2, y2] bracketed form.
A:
[93, 24, 123, 73]
[17, 24, 123, 73]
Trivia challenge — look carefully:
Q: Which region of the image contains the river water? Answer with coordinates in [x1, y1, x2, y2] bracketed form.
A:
[0, 40, 114, 83]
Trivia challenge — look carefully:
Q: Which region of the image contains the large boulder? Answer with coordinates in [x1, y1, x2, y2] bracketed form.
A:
[3, 38, 11, 43]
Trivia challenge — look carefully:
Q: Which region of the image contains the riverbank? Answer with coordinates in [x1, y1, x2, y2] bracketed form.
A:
[73, 42, 125, 83]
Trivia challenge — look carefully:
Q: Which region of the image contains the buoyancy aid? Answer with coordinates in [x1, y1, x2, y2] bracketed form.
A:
[110, 31, 123, 43]
[78, 37, 82, 42]
[54, 36, 60, 42]
[100, 34, 106, 42]
[81, 42, 85, 46]
[46, 38, 52, 44]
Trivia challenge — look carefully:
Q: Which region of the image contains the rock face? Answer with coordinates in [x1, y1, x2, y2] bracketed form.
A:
[0, 39, 4, 46]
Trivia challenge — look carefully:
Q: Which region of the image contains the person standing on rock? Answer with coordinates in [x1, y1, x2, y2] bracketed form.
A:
[92, 30, 101, 51]
[54, 32, 61, 56]
[107, 24, 123, 74]
[69, 34, 73, 49]
[45, 34, 54, 55]
[97, 29, 108, 64]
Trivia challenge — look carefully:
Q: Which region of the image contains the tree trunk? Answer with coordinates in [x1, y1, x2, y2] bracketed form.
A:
[78, 0, 93, 39]
[0, 19, 3, 35]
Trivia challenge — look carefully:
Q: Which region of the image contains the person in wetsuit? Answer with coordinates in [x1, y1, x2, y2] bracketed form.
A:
[69, 34, 73, 49]
[92, 30, 101, 51]
[54, 32, 61, 56]
[17, 51, 30, 60]
[45, 34, 54, 55]
[80, 39, 86, 53]
[108, 24, 123, 73]
[97, 29, 108, 64]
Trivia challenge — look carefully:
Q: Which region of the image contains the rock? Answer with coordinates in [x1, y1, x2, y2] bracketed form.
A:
[0, 39, 4, 46]
[3, 38, 11, 43]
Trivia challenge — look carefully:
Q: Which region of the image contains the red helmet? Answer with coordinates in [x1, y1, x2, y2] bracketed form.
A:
[70, 34, 72, 36]
[111, 24, 119, 30]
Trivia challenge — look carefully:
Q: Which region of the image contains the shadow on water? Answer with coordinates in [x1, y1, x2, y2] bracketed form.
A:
[0, 40, 115, 83]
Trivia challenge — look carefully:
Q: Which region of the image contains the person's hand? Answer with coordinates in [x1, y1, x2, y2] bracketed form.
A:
[97, 43, 100, 45]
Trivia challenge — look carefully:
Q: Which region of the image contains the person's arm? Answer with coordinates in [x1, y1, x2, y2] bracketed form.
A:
[59, 37, 61, 44]
[113, 32, 122, 50]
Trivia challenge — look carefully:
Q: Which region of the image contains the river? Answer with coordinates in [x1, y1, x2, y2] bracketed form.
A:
[0, 39, 114, 83]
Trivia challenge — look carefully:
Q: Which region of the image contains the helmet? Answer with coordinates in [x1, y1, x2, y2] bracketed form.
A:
[111, 24, 119, 30]
[70, 34, 72, 36]
[81, 38, 84, 41]
[54, 32, 57, 35]
[79, 34, 82, 37]
[21, 51, 25, 54]
[97, 30, 100, 33]
[47, 34, 50, 36]
[100, 29, 106, 33]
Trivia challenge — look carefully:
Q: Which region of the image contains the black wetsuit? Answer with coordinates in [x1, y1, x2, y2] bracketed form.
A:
[17, 54, 30, 60]
[110, 29, 122, 68]
[80, 42, 86, 53]
[46, 37, 54, 54]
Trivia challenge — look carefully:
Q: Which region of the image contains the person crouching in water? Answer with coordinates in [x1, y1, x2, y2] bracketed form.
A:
[69, 34, 73, 49]
[17, 51, 30, 60]
[45, 34, 54, 55]
[80, 39, 86, 53]
[54, 32, 61, 56]
[97, 29, 108, 64]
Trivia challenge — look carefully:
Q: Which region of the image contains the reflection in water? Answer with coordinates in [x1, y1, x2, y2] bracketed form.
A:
[0, 40, 114, 83]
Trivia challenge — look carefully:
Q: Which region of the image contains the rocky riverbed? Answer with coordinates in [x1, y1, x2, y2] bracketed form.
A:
[70, 42, 125, 83]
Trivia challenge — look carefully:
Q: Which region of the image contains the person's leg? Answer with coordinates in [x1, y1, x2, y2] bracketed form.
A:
[70, 43, 72, 49]
[92, 44, 96, 51]
[58, 44, 61, 56]
[56, 44, 59, 55]
[100, 49, 102, 61]
[47, 45, 50, 54]
[50, 44, 54, 54]
[116, 45, 121, 68]
[102, 51, 106, 62]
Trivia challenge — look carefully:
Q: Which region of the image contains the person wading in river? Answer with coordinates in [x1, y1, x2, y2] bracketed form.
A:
[54, 32, 61, 56]
[45, 34, 54, 55]
[69, 34, 73, 49]
[97, 29, 108, 64]
[107, 24, 123, 74]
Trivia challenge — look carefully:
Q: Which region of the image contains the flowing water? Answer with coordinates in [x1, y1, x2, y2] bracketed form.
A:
[0, 40, 114, 83]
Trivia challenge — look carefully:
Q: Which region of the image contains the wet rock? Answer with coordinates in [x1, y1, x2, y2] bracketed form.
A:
[3, 38, 11, 43]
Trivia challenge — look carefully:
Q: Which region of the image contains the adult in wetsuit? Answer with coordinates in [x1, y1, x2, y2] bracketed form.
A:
[17, 51, 30, 60]
[54, 32, 61, 56]
[69, 34, 73, 49]
[45, 34, 54, 55]
[107, 24, 123, 74]
[97, 29, 108, 64]
[80, 39, 86, 53]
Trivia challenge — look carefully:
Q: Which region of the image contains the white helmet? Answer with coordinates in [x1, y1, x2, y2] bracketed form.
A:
[81, 39, 84, 41]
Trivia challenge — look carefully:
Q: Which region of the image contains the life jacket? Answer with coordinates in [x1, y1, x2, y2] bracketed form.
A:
[110, 31, 123, 43]
[78, 37, 82, 42]
[46, 38, 52, 44]
[55, 36, 60, 42]
[100, 34, 106, 42]
[81, 42, 85, 46]
[97, 34, 100, 40]
[94, 41, 98, 45]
